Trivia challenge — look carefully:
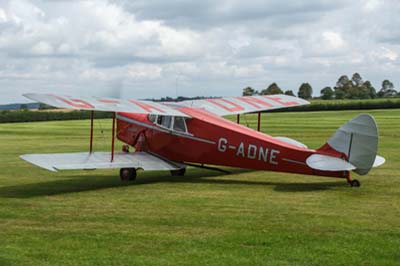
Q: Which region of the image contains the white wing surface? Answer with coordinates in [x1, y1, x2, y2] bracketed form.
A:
[24, 93, 190, 117]
[179, 95, 309, 116]
[20, 152, 185, 172]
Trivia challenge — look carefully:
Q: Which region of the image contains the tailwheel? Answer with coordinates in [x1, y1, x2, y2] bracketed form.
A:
[170, 168, 186, 176]
[349, 179, 361, 187]
[120, 168, 137, 182]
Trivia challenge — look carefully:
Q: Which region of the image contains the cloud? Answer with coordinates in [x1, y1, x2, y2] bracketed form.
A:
[322, 31, 345, 50]
[0, 0, 399, 103]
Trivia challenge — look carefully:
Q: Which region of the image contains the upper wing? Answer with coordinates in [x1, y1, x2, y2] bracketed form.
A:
[24, 93, 308, 117]
[24, 93, 190, 117]
[179, 94, 309, 116]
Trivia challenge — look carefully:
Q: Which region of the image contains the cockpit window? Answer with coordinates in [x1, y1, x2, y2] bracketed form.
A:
[148, 114, 189, 134]
[173, 116, 186, 132]
[148, 114, 157, 123]
[160, 116, 172, 128]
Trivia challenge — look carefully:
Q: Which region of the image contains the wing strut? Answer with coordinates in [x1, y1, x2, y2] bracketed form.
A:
[111, 112, 116, 162]
[88, 111, 116, 162]
[90, 111, 94, 153]
[257, 112, 261, 131]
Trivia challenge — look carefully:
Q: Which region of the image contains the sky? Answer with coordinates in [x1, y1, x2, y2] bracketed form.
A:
[0, 0, 399, 104]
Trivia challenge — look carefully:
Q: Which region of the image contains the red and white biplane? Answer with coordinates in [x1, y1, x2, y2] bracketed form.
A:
[21, 93, 385, 187]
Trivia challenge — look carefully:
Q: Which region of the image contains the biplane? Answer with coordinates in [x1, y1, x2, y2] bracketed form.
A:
[20, 93, 385, 187]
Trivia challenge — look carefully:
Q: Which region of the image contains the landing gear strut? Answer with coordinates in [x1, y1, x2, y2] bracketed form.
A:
[170, 168, 186, 176]
[345, 172, 361, 187]
[120, 168, 137, 182]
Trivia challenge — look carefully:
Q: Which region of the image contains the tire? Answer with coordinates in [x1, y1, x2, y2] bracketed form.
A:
[120, 168, 137, 182]
[170, 168, 186, 176]
[350, 179, 361, 187]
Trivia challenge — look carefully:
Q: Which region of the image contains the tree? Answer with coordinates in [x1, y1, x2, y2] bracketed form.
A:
[336, 75, 351, 88]
[363, 81, 377, 99]
[284, 90, 295, 96]
[297, 83, 313, 99]
[378, 79, 397, 97]
[260, 83, 283, 95]
[348, 86, 361, 99]
[242, 86, 257, 96]
[334, 75, 353, 99]
[352, 73, 363, 87]
[334, 88, 346, 99]
[320, 87, 334, 100]
[20, 104, 28, 111]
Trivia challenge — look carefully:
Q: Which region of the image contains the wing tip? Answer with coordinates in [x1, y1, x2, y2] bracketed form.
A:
[22, 93, 34, 99]
[20, 154, 58, 172]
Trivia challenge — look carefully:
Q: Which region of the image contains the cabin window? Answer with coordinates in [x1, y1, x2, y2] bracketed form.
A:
[148, 114, 157, 123]
[148, 114, 189, 134]
[173, 116, 187, 132]
[161, 116, 172, 128]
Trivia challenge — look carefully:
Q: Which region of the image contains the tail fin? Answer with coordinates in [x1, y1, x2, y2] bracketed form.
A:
[307, 114, 384, 175]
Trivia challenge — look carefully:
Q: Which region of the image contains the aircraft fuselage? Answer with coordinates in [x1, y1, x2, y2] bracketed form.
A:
[116, 107, 347, 178]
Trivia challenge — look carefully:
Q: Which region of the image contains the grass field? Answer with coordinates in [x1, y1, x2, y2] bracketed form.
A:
[0, 109, 399, 266]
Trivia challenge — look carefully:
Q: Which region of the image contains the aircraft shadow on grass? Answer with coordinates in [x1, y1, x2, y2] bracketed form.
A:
[0, 169, 346, 198]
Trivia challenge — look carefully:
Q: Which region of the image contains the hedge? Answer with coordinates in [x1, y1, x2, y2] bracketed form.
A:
[0, 110, 113, 123]
[270, 98, 400, 112]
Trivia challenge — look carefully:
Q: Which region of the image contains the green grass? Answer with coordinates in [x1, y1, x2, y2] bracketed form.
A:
[0, 110, 399, 266]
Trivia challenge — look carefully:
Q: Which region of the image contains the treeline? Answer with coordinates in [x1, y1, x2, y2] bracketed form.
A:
[0, 110, 113, 123]
[270, 98, 400, 112]
[242, 73, 399, 100]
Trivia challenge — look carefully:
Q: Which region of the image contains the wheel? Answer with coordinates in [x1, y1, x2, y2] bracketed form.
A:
[350, 179, 361, 187]
[120, 168, 137, 182]
[170, 168, 186, 176]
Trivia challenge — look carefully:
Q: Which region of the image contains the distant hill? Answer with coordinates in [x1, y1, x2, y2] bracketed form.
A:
[0, 103, 40, 110]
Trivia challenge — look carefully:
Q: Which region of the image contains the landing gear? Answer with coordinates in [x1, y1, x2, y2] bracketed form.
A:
[345, 173, 361, 188]
[349, 179, 361, 187]
[120, 168, 137, 182]
[170, 168, 186, 176]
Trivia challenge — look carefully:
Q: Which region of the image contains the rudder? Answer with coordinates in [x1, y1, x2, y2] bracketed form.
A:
[320, 114, 380, 175]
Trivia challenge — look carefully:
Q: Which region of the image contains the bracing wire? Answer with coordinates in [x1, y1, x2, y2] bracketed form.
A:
[95, 118, 107, 150]
[243, 114, 250, 128]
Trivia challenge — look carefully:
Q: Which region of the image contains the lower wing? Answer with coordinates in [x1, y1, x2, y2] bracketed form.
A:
[20, 152, 185, 172]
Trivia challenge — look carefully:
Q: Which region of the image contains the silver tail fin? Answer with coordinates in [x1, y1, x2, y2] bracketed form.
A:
[324, 114, 383, 175]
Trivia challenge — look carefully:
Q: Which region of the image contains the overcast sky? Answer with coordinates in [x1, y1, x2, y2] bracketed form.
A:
[0, 0, 399, 104]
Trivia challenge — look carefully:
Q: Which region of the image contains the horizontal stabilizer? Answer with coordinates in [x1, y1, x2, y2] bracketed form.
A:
[373, 155, 385, 167]
[306, 154, 356, 171]
[20, 152, 184, 172]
